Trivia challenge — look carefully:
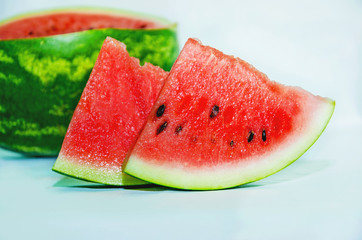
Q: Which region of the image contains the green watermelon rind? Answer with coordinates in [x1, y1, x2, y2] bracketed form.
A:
[53, 154, 150, 186]
[0, 9, 178, 156]
[125, 99, 335, 190]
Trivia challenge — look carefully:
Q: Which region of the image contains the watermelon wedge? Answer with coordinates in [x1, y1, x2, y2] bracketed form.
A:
[52, 37, 167, 185]
[0, 8, 178, 156]
[124, 38, 335, 190]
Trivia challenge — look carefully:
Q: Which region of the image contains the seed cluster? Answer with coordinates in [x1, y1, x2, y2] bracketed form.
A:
[154, 103, 268, 147]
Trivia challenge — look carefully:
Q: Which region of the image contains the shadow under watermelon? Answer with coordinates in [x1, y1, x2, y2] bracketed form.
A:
[244, 157, 332, 187]
[53, 176, 159, 189]
[52, 158, 331, 191]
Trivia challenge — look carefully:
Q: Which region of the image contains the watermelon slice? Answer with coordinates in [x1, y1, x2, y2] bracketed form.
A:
[52, 37, 167, 185]
[124, 38, 335, 190]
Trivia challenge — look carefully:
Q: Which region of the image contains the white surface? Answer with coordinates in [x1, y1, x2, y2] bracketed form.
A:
[0, 0, 361, 239]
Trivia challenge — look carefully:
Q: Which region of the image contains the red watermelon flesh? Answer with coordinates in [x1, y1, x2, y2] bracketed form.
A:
[52, 37, 167, 185]
[0, 11, 164, 40]
[125, 38, 335, 190]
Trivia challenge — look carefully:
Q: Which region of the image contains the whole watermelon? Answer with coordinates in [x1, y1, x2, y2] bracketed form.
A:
[0, 8, 179, 156]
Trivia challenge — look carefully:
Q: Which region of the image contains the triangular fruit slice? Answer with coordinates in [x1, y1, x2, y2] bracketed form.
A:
[125, 38, 335, 190]
[52, 37, 167, 185]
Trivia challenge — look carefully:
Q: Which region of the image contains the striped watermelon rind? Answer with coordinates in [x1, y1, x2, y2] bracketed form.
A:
[0, 9, 179, 156]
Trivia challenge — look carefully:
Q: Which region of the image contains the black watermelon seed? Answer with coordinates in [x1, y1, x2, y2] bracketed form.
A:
[156, 104, 166, 117]
[175, 125, 183, 134]
[230, 140, 235, 147]
[156, 121, 168, 135]
[262, 129, 266, 142]
[139, 24, 147, 29]
[247, 131, 254, 143]
[29, 31, 33, 35]
[210, 105, 220, 118]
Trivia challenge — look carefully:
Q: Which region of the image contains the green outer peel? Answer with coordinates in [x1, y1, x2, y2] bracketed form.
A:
[0, 12, 178, 156]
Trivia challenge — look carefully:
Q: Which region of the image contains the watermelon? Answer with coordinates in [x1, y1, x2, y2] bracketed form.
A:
[124, 38, 335, 190]
[0, 8, 178, 156]
[52, 37, 167, 185]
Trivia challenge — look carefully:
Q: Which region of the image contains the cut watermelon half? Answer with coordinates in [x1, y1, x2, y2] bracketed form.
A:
[125, 38, 335, 190]
[0, 8, 178, 156]
[52, 37, 167, 185]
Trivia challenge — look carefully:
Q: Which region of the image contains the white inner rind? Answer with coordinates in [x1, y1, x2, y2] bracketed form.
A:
[125, 97, 335, 190]
[53, 154, 148, 186]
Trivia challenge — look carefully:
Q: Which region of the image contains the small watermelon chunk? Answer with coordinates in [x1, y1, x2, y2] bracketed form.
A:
[52, 37, 167, 185]
[125, 38, 335, 190]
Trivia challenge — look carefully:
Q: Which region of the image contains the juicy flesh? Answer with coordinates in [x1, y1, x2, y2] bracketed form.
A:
[0, 12, 164, 40]
[59, 37, 167, 170]
[131, 38, 320, 169]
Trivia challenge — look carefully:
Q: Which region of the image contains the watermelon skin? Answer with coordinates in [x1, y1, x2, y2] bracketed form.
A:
[52, 37, 168, 186]
[125, 38, 335, 190]
[0, 12, 178, 156]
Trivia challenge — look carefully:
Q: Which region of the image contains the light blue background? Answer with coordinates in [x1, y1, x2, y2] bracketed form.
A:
[0, 0, 361, 239]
